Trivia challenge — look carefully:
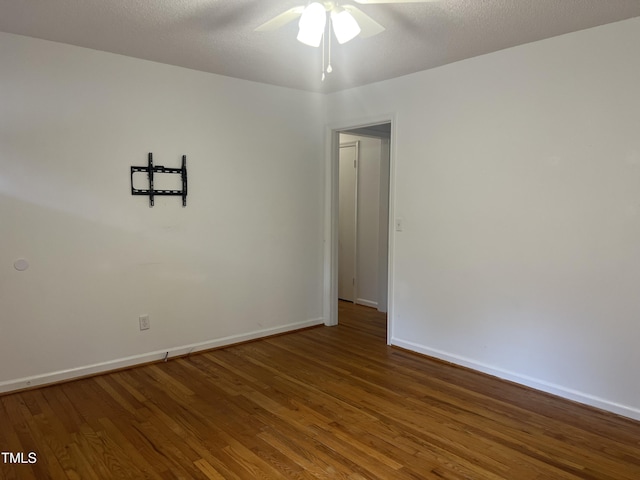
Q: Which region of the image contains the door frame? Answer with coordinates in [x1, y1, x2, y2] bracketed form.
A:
[323, 114, 397, 345]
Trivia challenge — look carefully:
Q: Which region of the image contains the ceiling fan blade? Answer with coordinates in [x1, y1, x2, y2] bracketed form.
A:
[255, 6, 305, 32]
[343, 5, 385, 38]
[353, 0, 438, 4]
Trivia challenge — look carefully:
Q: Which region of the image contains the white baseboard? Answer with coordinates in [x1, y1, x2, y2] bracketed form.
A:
[356, 298, 378, 308]
[0, 318, 324, 394]
[391, 337, 640, 422]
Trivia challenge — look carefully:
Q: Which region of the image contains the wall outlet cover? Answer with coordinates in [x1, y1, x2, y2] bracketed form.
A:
[139, 315, 150, 330]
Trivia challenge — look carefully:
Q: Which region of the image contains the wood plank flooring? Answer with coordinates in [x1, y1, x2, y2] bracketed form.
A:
[2, 301, 640, 479]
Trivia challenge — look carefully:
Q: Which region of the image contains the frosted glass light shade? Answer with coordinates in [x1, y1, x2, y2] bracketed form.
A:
[297, 2, 327, 47]
[330, 8, 361, 44]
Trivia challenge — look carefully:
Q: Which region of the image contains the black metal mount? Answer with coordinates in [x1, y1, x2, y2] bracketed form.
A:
[131, 153, 187, 207]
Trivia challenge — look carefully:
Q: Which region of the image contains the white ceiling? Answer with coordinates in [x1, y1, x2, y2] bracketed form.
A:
[1, 0, 639, 93]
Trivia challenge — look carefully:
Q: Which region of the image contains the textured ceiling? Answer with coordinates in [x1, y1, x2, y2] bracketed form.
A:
[1, 0, 639, 93]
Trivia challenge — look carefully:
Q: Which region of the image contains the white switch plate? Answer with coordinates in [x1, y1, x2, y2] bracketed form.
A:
[395, 218, 404, 232]
[139, 314, 150, 330]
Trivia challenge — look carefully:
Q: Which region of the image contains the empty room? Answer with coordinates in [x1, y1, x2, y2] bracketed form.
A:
[2, 0, 640, 478]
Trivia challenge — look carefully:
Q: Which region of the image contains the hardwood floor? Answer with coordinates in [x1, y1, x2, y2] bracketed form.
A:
[2, 301, 640, 479]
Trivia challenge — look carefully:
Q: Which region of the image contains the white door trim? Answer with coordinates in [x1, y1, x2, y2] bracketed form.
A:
[323, 114, 397, 346]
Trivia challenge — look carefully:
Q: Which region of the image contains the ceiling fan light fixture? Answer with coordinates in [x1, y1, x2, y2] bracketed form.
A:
[297, 2, 327, 47]
[330, 7, 361, 44]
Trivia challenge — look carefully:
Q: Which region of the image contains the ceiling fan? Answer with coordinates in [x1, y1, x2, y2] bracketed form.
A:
[256, 1, 436, 47]
[256, 0, 436, 80]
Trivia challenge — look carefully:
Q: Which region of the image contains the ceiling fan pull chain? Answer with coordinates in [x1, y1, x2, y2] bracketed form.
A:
[321, 29, 326, 81]
[327, 17, 333, 74]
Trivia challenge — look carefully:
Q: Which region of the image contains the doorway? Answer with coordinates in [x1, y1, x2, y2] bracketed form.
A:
[332, 121, 392, 340]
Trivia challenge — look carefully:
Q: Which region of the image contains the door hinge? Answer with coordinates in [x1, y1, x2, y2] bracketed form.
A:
[354, 159, 357, 169]
[352, 278, 355, 285]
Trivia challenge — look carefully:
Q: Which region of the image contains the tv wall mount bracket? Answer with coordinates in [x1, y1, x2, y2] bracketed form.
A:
[131, 152, 187, 207]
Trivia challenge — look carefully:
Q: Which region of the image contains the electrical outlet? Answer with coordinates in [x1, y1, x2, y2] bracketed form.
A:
[139, 314, 150, 331]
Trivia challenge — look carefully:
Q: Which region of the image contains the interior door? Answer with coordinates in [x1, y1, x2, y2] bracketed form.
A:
[339, 142, 358, 302]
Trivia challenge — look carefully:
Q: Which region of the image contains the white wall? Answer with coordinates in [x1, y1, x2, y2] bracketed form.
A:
[340, 133, 382, 308]
[326, 18, 640, 420]
[0, 33, 325, 391]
